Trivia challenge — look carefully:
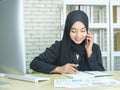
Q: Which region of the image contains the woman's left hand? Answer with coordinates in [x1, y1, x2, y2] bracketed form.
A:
[85, 32, 94, 58]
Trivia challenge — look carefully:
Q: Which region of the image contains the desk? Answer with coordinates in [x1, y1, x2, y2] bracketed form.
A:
[0, 71, 120, 90]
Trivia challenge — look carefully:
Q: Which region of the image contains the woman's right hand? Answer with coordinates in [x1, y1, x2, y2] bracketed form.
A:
[51, 63, 79, 74]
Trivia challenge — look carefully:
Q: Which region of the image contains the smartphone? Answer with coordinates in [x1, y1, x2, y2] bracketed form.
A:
[85, 37, 89, 45]
[85, 32, 89, 45]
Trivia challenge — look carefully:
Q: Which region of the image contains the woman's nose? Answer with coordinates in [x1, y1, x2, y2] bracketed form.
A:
[76, 31, 82, 37]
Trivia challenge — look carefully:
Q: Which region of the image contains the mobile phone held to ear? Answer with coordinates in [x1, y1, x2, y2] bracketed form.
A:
[85, 37, 89, 45]
[85, 32, 89, 45]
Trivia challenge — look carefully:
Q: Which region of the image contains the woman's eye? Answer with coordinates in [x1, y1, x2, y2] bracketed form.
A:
[81, 30, 85, 32]
[71, 30, 76, 33]
[81, 29, 86, 32]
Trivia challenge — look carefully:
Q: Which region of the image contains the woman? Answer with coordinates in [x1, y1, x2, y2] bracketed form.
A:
[30, 10, 105, 74]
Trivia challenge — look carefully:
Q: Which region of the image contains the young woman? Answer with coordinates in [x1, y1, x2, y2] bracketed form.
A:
[30, 10, 105, 74]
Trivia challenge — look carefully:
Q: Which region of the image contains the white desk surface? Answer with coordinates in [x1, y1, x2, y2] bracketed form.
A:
[0, 71, 120, 90]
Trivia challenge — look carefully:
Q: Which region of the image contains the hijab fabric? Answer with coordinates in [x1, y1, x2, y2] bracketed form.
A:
[59, 10, 89, 66]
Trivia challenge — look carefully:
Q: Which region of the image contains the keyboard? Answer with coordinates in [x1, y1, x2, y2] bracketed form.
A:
[6, 74, 50, 83]
[0, 73, 6, 77]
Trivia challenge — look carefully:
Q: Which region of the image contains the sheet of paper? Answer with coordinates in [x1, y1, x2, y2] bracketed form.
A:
[54, 77, 120, 88]
[64, 71, 95, 79]
[64, 71, 112, 79]
[84, 71, 113, 77]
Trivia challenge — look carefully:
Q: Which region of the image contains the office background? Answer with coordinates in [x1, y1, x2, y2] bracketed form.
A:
[24, 0, 62, 73]
[24, 0, 120, 73]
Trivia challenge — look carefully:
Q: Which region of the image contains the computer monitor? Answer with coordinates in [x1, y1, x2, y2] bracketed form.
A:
[0, 0, 26, 75]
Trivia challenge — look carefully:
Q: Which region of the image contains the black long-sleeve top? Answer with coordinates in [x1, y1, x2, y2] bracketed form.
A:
[30, 41, 105, 74]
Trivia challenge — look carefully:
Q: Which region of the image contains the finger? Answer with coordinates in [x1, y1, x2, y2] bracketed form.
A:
[66, 68, 78, 74]
[66, 64, 79, 72]
[69, 64, 79, 68]
[70, 66, 79, 73]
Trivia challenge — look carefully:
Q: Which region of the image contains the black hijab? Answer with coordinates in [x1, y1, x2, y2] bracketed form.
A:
[59, 10, 88, 66]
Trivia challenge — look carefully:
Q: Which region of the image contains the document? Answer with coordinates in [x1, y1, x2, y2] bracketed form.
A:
[64, 71, 95, 79]
[64, 71, 112, 79]
[54, 77, 120, 88]
[84, 71, 113, 77]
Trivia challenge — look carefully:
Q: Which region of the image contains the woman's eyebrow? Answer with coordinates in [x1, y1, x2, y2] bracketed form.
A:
[80, 27, 86, 29]
[71, 27, 77, 30]
[71, 27, 86, 30]
[71, 27, 78, 31]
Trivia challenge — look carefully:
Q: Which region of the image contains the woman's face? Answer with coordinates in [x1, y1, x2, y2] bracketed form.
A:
[70, 21, 87, 44]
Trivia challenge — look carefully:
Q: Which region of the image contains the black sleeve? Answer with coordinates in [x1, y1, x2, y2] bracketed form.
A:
[87, 44, 105, 71]
[30, 41, 61, 73]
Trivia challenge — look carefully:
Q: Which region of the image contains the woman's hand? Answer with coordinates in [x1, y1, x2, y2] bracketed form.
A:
[85, 32, 94, 58]
[51, 63, 79, 74]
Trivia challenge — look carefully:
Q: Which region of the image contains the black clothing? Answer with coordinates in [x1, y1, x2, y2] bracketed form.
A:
[30, 10, 105, 74]
[30, 41, 105, 74]
[60, 10, 88, 66]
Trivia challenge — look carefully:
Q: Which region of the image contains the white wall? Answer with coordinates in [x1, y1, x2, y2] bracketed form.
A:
[24, 0, 63, 73]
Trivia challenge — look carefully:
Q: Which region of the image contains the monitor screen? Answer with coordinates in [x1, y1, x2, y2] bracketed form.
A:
[0, 0, 26, 75]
